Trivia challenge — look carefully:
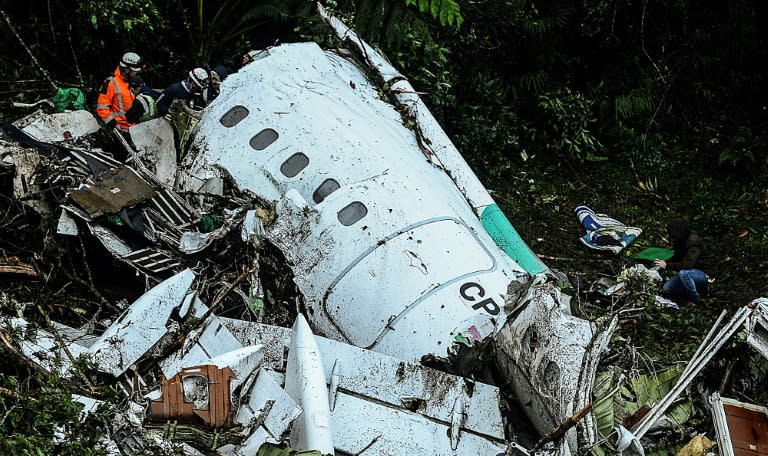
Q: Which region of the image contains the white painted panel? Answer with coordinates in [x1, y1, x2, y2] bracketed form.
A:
[326, 219, 494, 347]
[330, 393, 506, 455]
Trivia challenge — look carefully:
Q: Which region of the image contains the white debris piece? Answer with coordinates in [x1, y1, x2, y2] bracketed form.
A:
[9, 317, 91, 377]
[219, 316, 510, 455]
[15, 110, 100, 143]
[284, 315, 335, 455]
[89, 269, 197, 376]
[56, 209, 79, 235]
[128, 117, 178, 188]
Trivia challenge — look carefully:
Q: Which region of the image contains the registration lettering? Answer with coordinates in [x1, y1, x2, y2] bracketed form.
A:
[459, 282, 500, 316]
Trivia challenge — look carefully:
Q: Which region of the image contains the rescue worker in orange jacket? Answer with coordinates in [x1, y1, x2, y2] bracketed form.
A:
[96, 52, 144, 132]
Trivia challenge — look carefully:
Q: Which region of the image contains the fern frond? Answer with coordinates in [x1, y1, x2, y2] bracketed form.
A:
[520, 5, 573, 37]
[437, 0, 463, 27]
[614, 87, 655, 119]
[520, 70, 550, 93]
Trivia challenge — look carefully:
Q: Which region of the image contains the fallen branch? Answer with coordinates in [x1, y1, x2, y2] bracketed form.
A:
[532, 402, 593, 452]
[0, 255, 37, 277]
[157, 267, 258, 361]
[538, 254, 578, 262]
[0, 9, 58, 91]
[0, 385, 38, 402]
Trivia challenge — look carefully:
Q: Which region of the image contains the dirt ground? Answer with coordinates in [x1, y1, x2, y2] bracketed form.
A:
[488, 158, 768, 409]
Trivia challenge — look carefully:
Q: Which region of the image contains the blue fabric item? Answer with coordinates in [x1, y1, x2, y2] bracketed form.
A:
[574, 205, 642, 254]
[662, 268, 708, 304]
[576, 205, 622, 231]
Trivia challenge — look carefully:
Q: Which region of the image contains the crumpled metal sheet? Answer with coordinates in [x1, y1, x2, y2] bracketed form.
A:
[746, 298, 768, 360]
[69, 165, 156, 217]
[88, 269, 196, 376]
[14, 109, 100, 143]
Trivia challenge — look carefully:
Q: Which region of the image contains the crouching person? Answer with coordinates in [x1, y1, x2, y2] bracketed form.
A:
[654, 217, 715, 306]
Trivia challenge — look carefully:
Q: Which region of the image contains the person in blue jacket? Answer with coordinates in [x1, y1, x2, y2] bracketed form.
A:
[155, 68, 210, 116]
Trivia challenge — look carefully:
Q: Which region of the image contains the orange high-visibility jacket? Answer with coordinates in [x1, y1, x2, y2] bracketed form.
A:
[96, 67, 135, 131]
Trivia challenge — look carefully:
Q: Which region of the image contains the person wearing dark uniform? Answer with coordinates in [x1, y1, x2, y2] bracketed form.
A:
[654, 217, 715, 305]
[155, 68, 210, 116]
[203, 64, 229, 106]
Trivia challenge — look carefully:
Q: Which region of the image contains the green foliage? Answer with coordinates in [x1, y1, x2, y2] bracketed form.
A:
[257, 442, 322, 455]
[719, 125, 760, 167]
[452, 102, 523, 179]
[592, 365, 691, 438]
[747, 354, 768, 405]
[175, 0, 313, 64]
[0, 372, 102, 455]
[518, 4, 573, 38]
[613, 88, 655, 121]
[391, 29, 455, 114]
[611, 125, 669, 173]
[434, 63, 530, 178]
[344, 0, 462, 37]
[579, 0, 616, 38]
[690, 177, 743, 236]
[536, 87, 604, 162]
[404, 0, 462, 27]
[75, 1, 162, 49]
[519, 70, 550, 94]
[339, 0, 461, 59]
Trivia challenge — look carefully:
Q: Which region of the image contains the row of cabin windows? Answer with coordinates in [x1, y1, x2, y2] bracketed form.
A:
[220, 105, 368, 226]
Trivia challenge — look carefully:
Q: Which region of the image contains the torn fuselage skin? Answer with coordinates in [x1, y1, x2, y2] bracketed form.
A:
[181, 36, 604, 452]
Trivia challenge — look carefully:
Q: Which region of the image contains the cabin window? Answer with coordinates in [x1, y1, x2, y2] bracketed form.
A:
[280, 153, 309, 178]
[313, 179, 340, 203]
[338, 202, 367, 226]
[219, 105, 249, 127]
[249, 128, 279, 150]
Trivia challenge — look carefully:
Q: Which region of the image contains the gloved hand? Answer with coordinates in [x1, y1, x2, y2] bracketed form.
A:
[106, 119, 117, 129]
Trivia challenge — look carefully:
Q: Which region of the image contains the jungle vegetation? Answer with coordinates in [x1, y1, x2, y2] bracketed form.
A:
[1, 0, 767, 453]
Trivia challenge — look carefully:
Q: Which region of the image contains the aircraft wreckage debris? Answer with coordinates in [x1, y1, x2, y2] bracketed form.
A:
[0, 5, 766, 456]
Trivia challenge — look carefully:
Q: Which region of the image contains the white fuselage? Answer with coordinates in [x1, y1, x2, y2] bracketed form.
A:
[181, 42, 530, 362]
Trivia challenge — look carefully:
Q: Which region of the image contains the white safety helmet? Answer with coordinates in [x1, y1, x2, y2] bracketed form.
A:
[188, 67, 210, 89]
[120, 52, 143, 72]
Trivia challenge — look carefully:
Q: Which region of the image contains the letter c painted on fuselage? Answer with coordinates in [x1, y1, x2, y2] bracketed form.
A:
[459, 282, 500, 316]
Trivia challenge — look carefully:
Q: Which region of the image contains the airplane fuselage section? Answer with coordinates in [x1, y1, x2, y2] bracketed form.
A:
[182, 42, 529, 361]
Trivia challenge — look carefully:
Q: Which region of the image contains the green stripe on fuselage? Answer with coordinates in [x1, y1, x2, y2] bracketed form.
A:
[481, 204, 547, 276]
